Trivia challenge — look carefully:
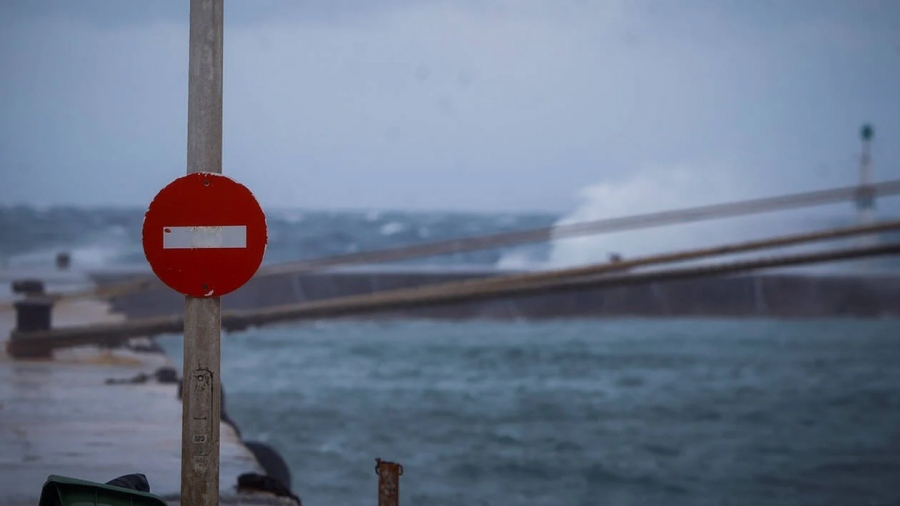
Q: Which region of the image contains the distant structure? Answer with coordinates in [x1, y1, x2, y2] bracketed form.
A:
[855, 124, 877, 258]
[856, 123, 875, 227]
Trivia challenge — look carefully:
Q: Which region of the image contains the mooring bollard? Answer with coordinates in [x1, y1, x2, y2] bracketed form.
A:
[375, 458, 403, 506]
[56, 251, 72, 270]
[14, 298, 53, 333]
[7, 296, 55, 358]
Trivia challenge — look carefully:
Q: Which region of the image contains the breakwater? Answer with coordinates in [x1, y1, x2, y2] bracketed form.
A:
[93, 267, 900, 320]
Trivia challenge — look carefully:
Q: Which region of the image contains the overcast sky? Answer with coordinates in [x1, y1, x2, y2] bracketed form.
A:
[1, 0, 899, 213]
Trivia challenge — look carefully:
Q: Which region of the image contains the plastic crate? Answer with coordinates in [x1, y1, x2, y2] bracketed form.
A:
[38, 475, 168, 506]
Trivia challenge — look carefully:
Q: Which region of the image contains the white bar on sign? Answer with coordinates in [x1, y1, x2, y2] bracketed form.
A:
[163, 226, 247, 249]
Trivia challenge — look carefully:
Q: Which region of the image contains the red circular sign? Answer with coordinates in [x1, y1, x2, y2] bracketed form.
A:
[142, 172, 267, 298]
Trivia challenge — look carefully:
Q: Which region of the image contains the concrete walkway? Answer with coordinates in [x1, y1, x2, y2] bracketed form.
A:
[0, 294, 291, 505]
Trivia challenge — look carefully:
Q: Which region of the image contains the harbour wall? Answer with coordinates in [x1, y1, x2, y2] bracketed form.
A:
[92, 267, 900, 320]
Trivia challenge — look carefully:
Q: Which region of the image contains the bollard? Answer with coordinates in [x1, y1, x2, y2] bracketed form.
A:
[56, 251, 72, 270]
[11, 279, 45, 296]
[375, 458, 403, 506]
[14, 298, 53, 332]
[7, 297, 55, 358]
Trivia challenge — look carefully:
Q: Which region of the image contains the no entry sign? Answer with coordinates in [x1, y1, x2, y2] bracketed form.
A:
[142, 172, 267, 298]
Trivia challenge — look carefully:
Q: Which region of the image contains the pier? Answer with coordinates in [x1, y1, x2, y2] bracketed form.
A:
[0, 276, 307, 505]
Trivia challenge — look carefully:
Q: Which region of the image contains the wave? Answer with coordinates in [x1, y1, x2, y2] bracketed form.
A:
[4, 241, 131, 270]
[0, 205, 557, 270]
[379, 221, 408, 236]
[499, 167, 892, 274]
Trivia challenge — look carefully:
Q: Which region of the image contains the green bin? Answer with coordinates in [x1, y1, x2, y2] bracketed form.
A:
[38, 475, 168, 506]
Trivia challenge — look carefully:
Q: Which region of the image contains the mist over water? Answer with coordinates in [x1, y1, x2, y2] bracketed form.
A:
[498, 170, 900, 275]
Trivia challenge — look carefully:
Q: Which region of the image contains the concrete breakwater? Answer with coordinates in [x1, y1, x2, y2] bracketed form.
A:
[93, 266, 900, 320]
[0, 297, 303, 505]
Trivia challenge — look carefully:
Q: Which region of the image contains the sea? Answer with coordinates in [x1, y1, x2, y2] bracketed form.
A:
[2, 203, 900, 506]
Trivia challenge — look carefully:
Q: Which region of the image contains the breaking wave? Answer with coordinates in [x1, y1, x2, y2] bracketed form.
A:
[498, 167, 892, 274]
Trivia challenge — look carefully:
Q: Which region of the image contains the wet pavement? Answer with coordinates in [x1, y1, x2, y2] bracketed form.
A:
[0, 296, 267, 505]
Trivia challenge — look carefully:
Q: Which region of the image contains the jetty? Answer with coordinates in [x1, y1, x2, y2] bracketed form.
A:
[0, 272, 305, 505]
[99, 264, 900, 322]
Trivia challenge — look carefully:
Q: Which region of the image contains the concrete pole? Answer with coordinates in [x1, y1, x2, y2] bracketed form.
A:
[182, 1, 224, 505]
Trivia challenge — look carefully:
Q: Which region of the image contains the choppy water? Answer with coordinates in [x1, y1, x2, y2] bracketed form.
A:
[3, 205, 900, 276]
[156, 318, 900, 506]
[0, 205, 556, 270]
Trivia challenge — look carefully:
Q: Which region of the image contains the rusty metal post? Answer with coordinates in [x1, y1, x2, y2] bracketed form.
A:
[181, 0, 224, 505]
[375, 458, 403, 506]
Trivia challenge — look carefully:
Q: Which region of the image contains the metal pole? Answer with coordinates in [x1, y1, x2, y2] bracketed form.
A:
[182, 1, 224, 505]
[857, 125, 876, 254]
[858, 125, 874, 215]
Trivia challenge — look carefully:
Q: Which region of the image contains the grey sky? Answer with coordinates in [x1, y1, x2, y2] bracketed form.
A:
[1, 0, 899, 212]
